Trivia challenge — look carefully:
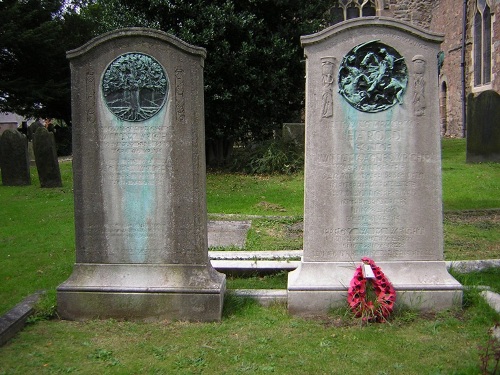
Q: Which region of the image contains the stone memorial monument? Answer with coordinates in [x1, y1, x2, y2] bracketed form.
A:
[288, 18, 462, 316]
[57, 28, 226, 321]
[0, 129, 31, 186]
[33, 127, 63, 188]
[466, 90, 500, 163]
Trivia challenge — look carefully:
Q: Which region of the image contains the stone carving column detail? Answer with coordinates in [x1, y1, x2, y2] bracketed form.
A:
[321, 57, 336, 118]
[86, 70, 96, 125]
[175, 68, 186, 122]
[412, 55, 426, 117]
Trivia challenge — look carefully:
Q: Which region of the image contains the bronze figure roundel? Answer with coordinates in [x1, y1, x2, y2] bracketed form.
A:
[338, 41, 408, 113]
[102, 53, 168, 122]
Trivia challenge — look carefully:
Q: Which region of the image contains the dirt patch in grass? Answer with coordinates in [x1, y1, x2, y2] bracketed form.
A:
[255, 201, 287, 212]
[444, 209, 500, 225]
[285, 221, 303, 239]
[444, 209, 500, 260]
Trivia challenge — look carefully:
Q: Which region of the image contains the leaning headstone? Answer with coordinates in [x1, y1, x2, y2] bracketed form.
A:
[27, 120, 44, 142]
[466, 90, 500, 163]
[0, 129, 31, 186]
[0, 122, 18, 136]
[288, 18, 462, 316]
[57, 28, 226, 321]
[33, 127, 62, 188]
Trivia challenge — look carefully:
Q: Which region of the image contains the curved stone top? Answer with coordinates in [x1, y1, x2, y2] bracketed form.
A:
[301, 17, 444, 47]
[67, 27, 207, 60]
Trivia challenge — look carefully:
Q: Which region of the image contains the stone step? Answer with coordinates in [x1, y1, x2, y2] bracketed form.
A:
[230, 289, 287, 306]
[209, 251, 500, 274]
[211, 260, 300, 273]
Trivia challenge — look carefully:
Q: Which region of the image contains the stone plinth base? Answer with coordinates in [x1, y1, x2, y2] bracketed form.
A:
[288, 261, 462, 317]
[57, 264, 226, 322]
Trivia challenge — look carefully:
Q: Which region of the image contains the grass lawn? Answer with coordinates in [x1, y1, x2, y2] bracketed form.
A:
[0, 286, 499, 374]
[0, 138, 499, 374]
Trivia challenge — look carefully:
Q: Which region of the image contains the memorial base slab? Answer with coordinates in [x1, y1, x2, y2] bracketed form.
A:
[57, 264, 226, 322]
[288, 261, 462, 317]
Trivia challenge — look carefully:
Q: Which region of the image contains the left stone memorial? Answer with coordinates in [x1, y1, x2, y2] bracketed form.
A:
[57, 28, 226, 321]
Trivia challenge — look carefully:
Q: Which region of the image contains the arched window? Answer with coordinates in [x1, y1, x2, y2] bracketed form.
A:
[474, 0, 492, 86]
[336, 0, 378, 22]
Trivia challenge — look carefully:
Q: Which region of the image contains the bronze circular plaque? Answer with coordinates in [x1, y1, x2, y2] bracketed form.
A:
[102, 53, 168, 122]
[338, 41, 408, 113]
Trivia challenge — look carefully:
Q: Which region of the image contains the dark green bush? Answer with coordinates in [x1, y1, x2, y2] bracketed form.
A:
[231, 139, 304, 174]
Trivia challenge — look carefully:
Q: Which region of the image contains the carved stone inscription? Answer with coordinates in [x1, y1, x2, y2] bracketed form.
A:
[99, 120, 169, 262]
[312, 118, 437, 260]
[101, 125, 168, 184]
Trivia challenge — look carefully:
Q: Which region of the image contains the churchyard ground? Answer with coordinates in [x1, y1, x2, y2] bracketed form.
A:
[0, 138, 498, 374]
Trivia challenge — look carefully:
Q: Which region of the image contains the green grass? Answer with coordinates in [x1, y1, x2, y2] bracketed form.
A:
[444, 210, 500, 261]
[0, 287, 498, 374]
[441, 138, 500, 211]
[245, 217, 303, 250]
[0, 139, 499, 374]
[226, 271, 289, 289]
[207, 173, 304, 216]
[452, 267, 500, 294]
[1, 139, 499, 315]
[0, 162, 75, 316]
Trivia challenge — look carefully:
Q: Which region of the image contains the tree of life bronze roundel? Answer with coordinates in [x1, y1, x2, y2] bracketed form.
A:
[338, 40, 408, 113]
[102, 53, 168, 122]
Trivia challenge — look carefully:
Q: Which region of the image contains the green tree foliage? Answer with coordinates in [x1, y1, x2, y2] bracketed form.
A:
[83, 0, 331, 165]
[0, 0, 95, 124]
[1, 0, 334, 165]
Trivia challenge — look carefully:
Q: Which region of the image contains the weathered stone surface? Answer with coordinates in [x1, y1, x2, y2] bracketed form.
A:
[0, 292, 44, 346]
[208, 220, 251, 248]
[0, 123, 18, 136]
[33, 127, 62, 188]
[27, 120, 44, 142]
[57, 28, 225, 321]
[482, 291, 500, 315]
[466, 90, 500, 163]
[288, 17, 462, 317]
[0, 129, 31, 186]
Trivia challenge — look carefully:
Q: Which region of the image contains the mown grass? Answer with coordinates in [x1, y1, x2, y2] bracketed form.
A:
[1, 139, 499, 315]
[0, 285, 498, 374]
[441, 138, 500, 211]
[207, 173, 304, 216]
[0, 139, 499, 373]
[0, 162, 75, 317]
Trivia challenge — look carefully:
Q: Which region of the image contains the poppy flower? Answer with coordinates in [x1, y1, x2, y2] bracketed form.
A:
[347, 258, 396, 322]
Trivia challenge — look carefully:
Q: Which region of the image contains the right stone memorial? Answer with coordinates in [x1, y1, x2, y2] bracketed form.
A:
[288, 18, 462, 317]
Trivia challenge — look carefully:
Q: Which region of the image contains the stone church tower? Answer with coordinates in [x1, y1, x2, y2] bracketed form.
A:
[329, 0, 499, 138]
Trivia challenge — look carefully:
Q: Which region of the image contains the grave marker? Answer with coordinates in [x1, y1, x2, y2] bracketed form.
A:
[0, 129, 31, 186]
[57, 28, 226, 321]
[288, 18, 462, 316]
[33, 127, 62, 188]
[466, 90, 500, 163]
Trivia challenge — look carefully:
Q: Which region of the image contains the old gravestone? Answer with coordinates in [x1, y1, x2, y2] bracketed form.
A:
[282, 123, 305, 145]
[466, 90, 500, 163]
[57, 28, 226, 321]
[33, 127, 63, 188]
[287, 18, 462, 316]
[0, 129, 31, 186]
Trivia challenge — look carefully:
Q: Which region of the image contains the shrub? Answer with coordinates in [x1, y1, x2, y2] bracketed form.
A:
[230, 139, 304, 174]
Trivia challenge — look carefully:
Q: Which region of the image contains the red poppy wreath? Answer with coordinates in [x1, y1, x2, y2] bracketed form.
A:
[347, 257, 396, 322]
